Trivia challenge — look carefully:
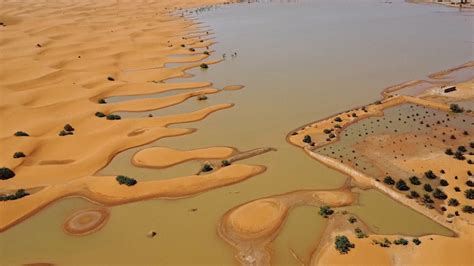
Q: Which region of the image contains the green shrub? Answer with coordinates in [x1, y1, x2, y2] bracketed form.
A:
[462, 205, 474, 213]
[189, 48, 195, 52]
[395, 179, 410, 191]
[445, 148, 453, 155]
[348, 216, 357, 224]
[202, 164, 213, 172]
[423, 184, 433, 192]
[95, 112, 106, 118]
[449, 103, 464, 113]
[410, 191, 420, 198]
[221, 160, 231, 167]
[64, 124, 75, 132]
[334, 235, 354, 254]
[319, 206, 334, 218]
[412, 238, 422, 245]
[58, 130, 73, 136]
[457, 146, 467, 152]
[0, 167, 15, 180]
[197, 95, 208, 101]
[448, 198, 459, 207]
[454, 151, 465, 160]
[303, 135, 312, 144]
[13, 152, 26, 159]
[439, 179, 449, 186]
[323, 128, 332, 134]
[424, 170, 437, 179]
[464, 189, 474, 199]
[14, 131, 29, 137]
[116, 175, 137, 186]
[200, 63, 209, 69]
[0, 189, 29, 201]
[203, 51, 210, 55]
[98, 98, 107, 104]
[466, 180, 474, 187]
[433, 189, 447, 200]
[384, 176, 395, 185]
[409, 176, 421, 185]
[394, 238, 408, 245]
[106, 114, 121, 120]
[334, 117, 342, 122]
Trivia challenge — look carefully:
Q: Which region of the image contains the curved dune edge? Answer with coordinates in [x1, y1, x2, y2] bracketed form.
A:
[218, 187, 357, 265]
[0, 164, 266, 232]
[132, 146, 236, 168]
[223, 85, 245, 91]
[63, 208, 110, 236]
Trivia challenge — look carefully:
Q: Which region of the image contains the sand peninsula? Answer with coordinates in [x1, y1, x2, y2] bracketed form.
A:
[0, 0, 275, 233]
[215, 62, 473, 265]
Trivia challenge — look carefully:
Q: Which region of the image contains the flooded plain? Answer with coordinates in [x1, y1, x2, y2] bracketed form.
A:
[1, 0, 472, 264]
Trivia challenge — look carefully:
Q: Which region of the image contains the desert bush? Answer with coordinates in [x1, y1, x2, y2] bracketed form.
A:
[221, 160, 231, 167]
[394, 238, 408, 245]
[116, 175, 137, 186]
[348, 216, 357, 224]
[439, 179, 449, 186]
[433, 188, 447, 200]
[200, 63, 209, 69]
[424, 170, 437, 179]
[107, 76, 115, 81]
[0, 189, 29, 201]
[203, 51, 210, 55]
[410, 191, 420, 198]
[412, 238, 422, 245]
[395, 179, 410, 191]
[354, 228, 367, 238]
[95, 112, 106, 118]
[303, 135, 312, 144]
[454, 151, 465, 160]
[462, 205, 474, 213]
[454, 187, 461, 192]
[449, 103, 464, 113]
[106, 114, 121, 120]
[323, 128, 332, 134]
[58, 130, 73, 136]
[64, 124, 75, 132]
[334, 117, 342, 122]
[13, 152, 26, 159]
[409, 176, 421, 185]
[464, 189, 474, 199]
[424, 184, 433, 192]
[445, 148, 454, 155]
[189, 48, 195, 52]
[202, 163, 213, 172]
[14, 131, 29, 137]
[197, 95, 208, 101]
[328, 133, 336, 139]
[466, 180, 474, 187]
[98, 98, 107, 104]
[448, 198, 459, 207]
[384, 176, 395, 185]
[457, 146, 467, 152]
[334, 235, 354, 254]
[423, 194, 434, 204]
[0, 167, 15, 180]
[319, 206, 334, 218]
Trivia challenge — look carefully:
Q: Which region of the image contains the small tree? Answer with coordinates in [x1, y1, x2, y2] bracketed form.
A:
[303, 135, 312, 144]
[394, 238, 408, 245]
[439, 179, 449, 186]
[221, 160, 231, 167]
[445, 148, 454, 155]
[95, 112, 106, 118]
[464, 189, 474, 200]
[433, 188, 447, 200]
[384, 176, 395, 185]
[395, 179, 410, 191]
[410, 191, 420, 198]
[424, 170, 437, 179]
[424, 184, 433, 192]
[14, 131, 29, 137]
[412, 238, 422, 245]
[116, 175, 137, 186]
[319, 206, 334, 218]
[202, 164, 213, 172]
[449, 104, 464, 113]
[13, 152, 26, 159]
[348, 216, 357, 224]
[334, 235, 354, 254]
[462, 205, 474, 213]
[200, 63, 209, 69]
[448, 198, 459, 207]
[409, 176, 421, 185]
[98, 98, 107, 104]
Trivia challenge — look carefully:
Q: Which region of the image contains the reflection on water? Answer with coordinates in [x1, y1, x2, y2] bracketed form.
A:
[1, 0, 472, 264]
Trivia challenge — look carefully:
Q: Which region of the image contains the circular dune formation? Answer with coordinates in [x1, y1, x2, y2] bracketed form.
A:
[227, 199, 287, 240]
[63, 208, 110, 236]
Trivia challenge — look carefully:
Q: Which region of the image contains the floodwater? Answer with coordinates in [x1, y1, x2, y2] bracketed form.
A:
[1, 0, 472, 265]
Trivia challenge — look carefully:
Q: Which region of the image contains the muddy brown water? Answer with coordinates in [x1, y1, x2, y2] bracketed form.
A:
[1, 0, 471, 264]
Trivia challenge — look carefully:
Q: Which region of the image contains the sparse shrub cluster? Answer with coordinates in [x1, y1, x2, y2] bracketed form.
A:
[116, 175, 137, 186]
[393, 238, 408, 245]
[0, 189, 29, 201]
[335, 235, 354, 254]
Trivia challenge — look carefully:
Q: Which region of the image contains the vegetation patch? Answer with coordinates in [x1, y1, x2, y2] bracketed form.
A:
[116, 175, 137, 186]
[319, 206, 334, 218]
[335, 235, 354, 254]
[0, 167, 15, 180]
[0, 189, 29, 201]
[14, 131, 29, 137]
